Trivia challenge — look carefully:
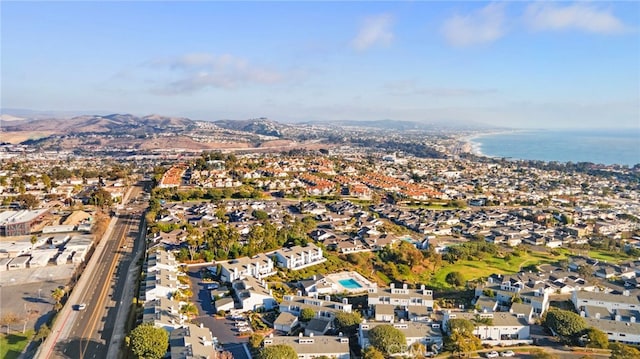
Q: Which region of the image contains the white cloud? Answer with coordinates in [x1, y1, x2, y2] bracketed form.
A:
[524, 3, 628, 34]
[351, 13, 394, 51]
[441, 3, 506, 47]
[150, 53, 283, 94]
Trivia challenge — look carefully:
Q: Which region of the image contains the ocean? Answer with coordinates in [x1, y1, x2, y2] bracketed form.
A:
[469, 129, 640, 166]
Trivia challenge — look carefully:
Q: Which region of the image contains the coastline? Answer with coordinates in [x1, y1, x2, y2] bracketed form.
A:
[459, 129, 529, 157]
[456, 128, 639, 166]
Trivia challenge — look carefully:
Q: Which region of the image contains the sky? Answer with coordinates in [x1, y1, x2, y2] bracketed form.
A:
[2, 1, 639, 129]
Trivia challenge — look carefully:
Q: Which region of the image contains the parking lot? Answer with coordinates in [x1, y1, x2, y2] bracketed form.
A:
[186, 265, 251, 359]
[0, 264, 74, 333]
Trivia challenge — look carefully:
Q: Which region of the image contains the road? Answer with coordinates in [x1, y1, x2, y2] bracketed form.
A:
[49, 183, 147, 359]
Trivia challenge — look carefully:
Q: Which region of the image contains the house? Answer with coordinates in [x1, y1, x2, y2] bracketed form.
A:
[170, 323, 218, 359]
[147, 249, 179, 273]
[280, 294, 352, 322]
[274, 312, 299, 334]
[274, 243, 326, 270]
[583, 317, 640, 344]
[145, 268, 180, 302]
[572, 290, 640, 314]
[263, 334, 350, 359]
[304, 318, 333, 336]
[442, 311, 531, 345]
[230, 276, 277, 312]
[219, 253, 276, 282]
[358, 320, 443, 354]
[143, 297, 186, 332]
[368, 283, 434, 322]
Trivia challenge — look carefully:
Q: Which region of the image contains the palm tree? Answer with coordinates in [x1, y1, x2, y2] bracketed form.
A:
[51, 287, 65, 310]
[180, 303, 198, 319]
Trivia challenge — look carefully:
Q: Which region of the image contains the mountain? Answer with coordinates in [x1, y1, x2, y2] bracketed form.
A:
[300, 118, 493, 131]
[2, 113, 196, 134]
[212, 118, 288, 137]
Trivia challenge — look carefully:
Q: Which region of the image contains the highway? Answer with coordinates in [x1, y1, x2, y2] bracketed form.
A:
[50, 183, 147, 359]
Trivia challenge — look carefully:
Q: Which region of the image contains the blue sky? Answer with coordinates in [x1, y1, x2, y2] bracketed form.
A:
[2, 1, 638, 128]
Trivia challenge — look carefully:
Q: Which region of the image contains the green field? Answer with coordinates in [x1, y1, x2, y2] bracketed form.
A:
[428, 251, 566, 290]
[0, 330, 34, 359]
[587, 250, 633, 263]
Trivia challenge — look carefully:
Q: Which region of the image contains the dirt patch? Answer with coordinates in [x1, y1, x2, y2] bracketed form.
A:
[0, 131, 57, 144]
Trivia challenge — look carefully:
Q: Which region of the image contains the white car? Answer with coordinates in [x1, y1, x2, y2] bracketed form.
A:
[500, 350, 515, 357]
[486, 351, 500, 358]
[77, 303, 87, 311]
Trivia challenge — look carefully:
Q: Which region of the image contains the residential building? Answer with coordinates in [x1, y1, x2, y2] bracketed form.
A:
[263, 334, 350, 359]
[273, 243, 326, 270]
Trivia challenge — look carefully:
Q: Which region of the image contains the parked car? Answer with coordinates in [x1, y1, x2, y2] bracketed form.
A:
[500, 350, 515, 357]
[486, 351, 500, 358]
[76, 303, 87, 311]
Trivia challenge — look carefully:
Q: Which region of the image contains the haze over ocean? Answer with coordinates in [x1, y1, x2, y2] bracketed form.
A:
[470, 129, 640, 166]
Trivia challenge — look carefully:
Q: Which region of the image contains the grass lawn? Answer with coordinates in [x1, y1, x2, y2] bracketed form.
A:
[587, 250, 632, 263]
[0, 330, 34, 359]
[428, 251, 566, 290]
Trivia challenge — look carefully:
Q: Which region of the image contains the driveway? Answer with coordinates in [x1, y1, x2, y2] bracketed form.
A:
[187, 266, 248, 346]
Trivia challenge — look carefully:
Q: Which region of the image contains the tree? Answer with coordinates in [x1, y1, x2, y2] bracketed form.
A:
[0, 312, 19, 334]
[444, 318, 481, 357]
[248, 333, 264, 350]
[334, 311, 362, 335]
[51, 287, 65, 311]
[34, 324, 51, 342]
[180, 303, 198, 319]
[30, 235, 38, 250]
[368, 324, 406, 355]
[577, 264, 593, 280]
[16, 194, 39, 209]
[299, 307, 315, 322]
[584, 327, 608, 349]
[445, 271, 465, 287]
[361, 346, 385, 359]
[544, 308, 588, 342]
[259, 344, 297, 359]
[610, 343, 640, 359]
[127, 323, 169, 359]
[409, 342, 426, 357]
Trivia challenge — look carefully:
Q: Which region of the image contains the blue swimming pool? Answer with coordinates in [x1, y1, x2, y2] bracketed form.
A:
[338, 278, 363, 289]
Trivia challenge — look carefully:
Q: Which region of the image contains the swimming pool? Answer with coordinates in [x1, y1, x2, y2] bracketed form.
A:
[338, 278, 363, 289]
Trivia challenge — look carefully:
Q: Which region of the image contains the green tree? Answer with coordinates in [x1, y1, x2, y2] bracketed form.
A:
[445, 271, 465, 287]
[444, 318, 481, 357]
[30, 235, 38, 250]
[51, 287, 65, 311]
[333, 311, 362, 335]
[248, 333, 264, 351]
[362, 346, 385, 359]
[610, 343, 640, 359]
[180, 303, 198, 319]
[33, 324, 51, 342]
[252, 209, 269, 221]
[584, 327, 608, 349]
[299, 307, 315, 322]
[368, 324, 406, 355]
[259, 344, 297, 359]
[544, 308, 588, 342]
[127, 323, 169, 359]
[16, 194, 39, 209]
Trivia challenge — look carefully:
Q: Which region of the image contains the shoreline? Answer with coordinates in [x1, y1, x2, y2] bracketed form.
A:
[458, 129, 529, 157]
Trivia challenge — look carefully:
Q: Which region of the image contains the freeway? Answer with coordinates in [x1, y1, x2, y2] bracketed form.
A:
[49, 183, 147, 359]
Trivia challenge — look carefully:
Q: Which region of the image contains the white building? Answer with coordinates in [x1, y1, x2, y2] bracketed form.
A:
[263, 334, 350, 359]
[442, 311, 531, 345]
[368, 283, 434, 322]
[231, 276, 277, 312]
[358, 320, 443, 354]
[273, 243, 326, 270]
[219, 253, 276, 282]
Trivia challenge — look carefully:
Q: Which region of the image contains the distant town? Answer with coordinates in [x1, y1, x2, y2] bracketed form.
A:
[0, 115, 639, 359]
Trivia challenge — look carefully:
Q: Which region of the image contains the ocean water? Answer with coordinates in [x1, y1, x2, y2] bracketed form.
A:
[470, 129, 640, 166]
